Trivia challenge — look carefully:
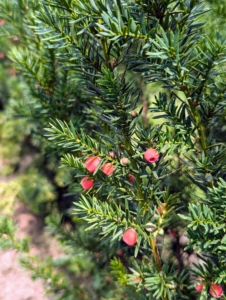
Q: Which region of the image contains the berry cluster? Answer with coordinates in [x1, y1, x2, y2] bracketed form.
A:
[81, 148, 159, 191]
[81, 155, 114, 190]
[195, 279, 223, 298]
[80, 148, 160, 246]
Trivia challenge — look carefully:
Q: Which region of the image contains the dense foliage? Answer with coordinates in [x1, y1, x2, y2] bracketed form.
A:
[1, 0, 226, 299]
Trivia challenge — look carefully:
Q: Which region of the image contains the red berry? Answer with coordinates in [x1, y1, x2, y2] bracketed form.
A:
[144, 148, 159, 163]
[209, 283, 223, 298]
[122, 229, 137, 246]
[157, 203, 166, 215]
[127, 174, 135, 182]
[81, 176, 94, 190]
[102, 163, 114, 176]
[195, 278, 205, 292]
[195, 283, 204, 293]
[85, 156, 101, 173]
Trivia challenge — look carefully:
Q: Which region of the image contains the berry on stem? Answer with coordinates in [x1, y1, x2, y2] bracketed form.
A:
[109, 151, 115, 158]
[194, 278, 205, 292]
[127, 174, 135, 182]
[102, 163, 114, 176]
[195, 283, 204, 293]
[209, 283, 223, 298]
[130, 110, 138, 118]
[120, 157, 130, 166]
[122, 229, 137, 246]
[144, 148, 159, 163]
[81, 176, 94, 190]
[85, 156, 101, 173]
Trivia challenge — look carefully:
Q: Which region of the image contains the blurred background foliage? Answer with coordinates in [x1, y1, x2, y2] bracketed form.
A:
[0, 35, 116, 298]
[0, 0, 226, 299]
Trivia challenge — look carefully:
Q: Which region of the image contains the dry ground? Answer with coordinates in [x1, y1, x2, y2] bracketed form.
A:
[0, 157, 56, 300]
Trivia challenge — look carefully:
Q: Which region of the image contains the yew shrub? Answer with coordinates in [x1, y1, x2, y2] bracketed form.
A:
[1, 0, 226, 299]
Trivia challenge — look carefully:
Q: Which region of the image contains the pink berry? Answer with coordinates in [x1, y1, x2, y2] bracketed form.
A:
[144, 148, 159, 163]
[195, 284, 204, 293]
[195, 278, 205, 292]
[81, 176, 94, 190]
[157, 203, 166, 215]
[195, 283, 204, 293]
[102, 163, 114, 176]
[127, 174, 135, 182]
[209, 283, 223, 298]
[109, 151, 115, 158]
[85, 156, 101, 173]
[122, 229, 137, 246]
